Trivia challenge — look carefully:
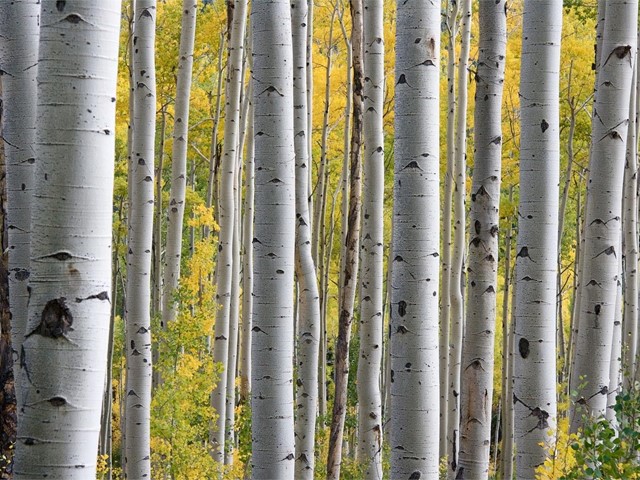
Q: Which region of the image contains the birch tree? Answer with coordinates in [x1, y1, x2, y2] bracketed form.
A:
[456, 1, 507, 477]
[291, 0, 321, 477]
[440, 0, 458, 457]
[622, 57, 638, 384]
[513, 1, 562, 477]
[124, 1, 156, 477]
[390, 0, 440, 477]
[13, 2, 121, 477]
[161, 0, 198, 326]
[211, 0, 247, 461]
[447, 0, 471, 474]
[327, 0, 363, 476]
[570, 0, 637, 427]
[356, 0, 384, 476]
[250, 0, 296, 476]
[1, 0, 39, 411]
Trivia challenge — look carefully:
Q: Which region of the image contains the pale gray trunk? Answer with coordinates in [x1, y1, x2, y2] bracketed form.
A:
[439, 0, 458, 459]
[456, 1, 506, 477]
[607, 250, 623, 423]
[390, 0, 440, 477]
[513, 2, 562, 477]
[570, 0, 637, 429]
[211, 0, 248, 461]
[161, 0, 198, 326]
[622, 58, 638, 384]
[500, 195, 514, 480]
[239, 99, 254, 404]
[250, 0, 296, 476]
[124, 1, 156, 477]
[1, 0, 39, 412]
[13, 2, 121, 477]
[327, 1, 363, 476]
[356, 0, 384, 476]
[447, 1, 471, 474]
[291, 0, 321, 477]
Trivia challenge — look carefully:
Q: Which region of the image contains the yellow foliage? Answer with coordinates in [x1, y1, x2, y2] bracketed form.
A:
[535, 417, 579, 479]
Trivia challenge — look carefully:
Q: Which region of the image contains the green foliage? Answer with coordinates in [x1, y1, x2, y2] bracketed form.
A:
[150, 207, 222, 479]
[538, 384, 640, 479]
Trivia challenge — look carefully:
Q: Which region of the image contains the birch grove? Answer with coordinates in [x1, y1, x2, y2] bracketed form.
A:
[2, 0, 640, 478]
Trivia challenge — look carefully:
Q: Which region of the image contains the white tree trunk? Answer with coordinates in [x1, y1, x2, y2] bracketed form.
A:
[456, 1, 507, 477]
[1, 0, 39, 412]
[390, 0, 440, 477]
[356, 0, 384, 476]
[239, 98, 254, 404]
[447, 1, 471, 475]
[440, 0, 458, 459]
[13, 2, 121, 477]
[291, 0, 321, 477]
[161, 0, 198, 327]
[124, 1, 156, 477]
[211, 0, 248, 461]
[570, 0, 637, 429]
[250, 0, 296, 476]
[327, 2, 363, 477]
[622, 57, 638, 384]
[513, 1, 562, 477]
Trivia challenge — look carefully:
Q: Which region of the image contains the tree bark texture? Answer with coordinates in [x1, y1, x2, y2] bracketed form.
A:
[456, 1, 507, 477]
[13, 2, 121, 477]
[513, 1, 562, 477]
[250, 0, 296, 476]
[390, 0, 440, 477]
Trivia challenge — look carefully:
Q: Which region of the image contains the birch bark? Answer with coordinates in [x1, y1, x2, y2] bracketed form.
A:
[161, 0, 198, 326]
[13, 2, 121, 477]
[447, 1, 471, 474]
[356, 0, 384, 476]
[1, 0, 40, 411]
[390, 0, 440, 477]
[291, 0, 321, 477]
[456, 1, 507, 477]
[124, 1, 156, 477]
[570, 0, 637, 429]
[211, 0, 248, 461]
[250, 0, 296, 476]
[326, 0, 363, 476]
[513, 1, 562, 477]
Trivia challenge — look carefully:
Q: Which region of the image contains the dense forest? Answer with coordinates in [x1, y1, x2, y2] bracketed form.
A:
[1, 0, 639, 479]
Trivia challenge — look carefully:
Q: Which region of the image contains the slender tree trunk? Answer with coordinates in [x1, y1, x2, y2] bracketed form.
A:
[312, 4, 337, 267]
[326, 1, 363, 477]
[250, 0, 296, 476]
[447, 1, 472, 475]
[162, 0, 198, 327]
[570, 0, 637, 429]
[124, 1, 156, 477]
[440, 0, 458, 460]
[457, 2, 507, 477]
[291, 0, 321, 477]
[211, 0, 248, 461]
[0, 78, 16, 479]
[622, 59, 638, 385]
[2, 0, 39, 414]
[500, 196, 514, 480]
[355, 0, 384, 476]
[153, 106, 166, 320]
[13, 3, 121, 477]
[390, 0, 440, 477]
[607, 249, 623, 422]
[513, 2, 562, 477]
[239, 99, 254, 404]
